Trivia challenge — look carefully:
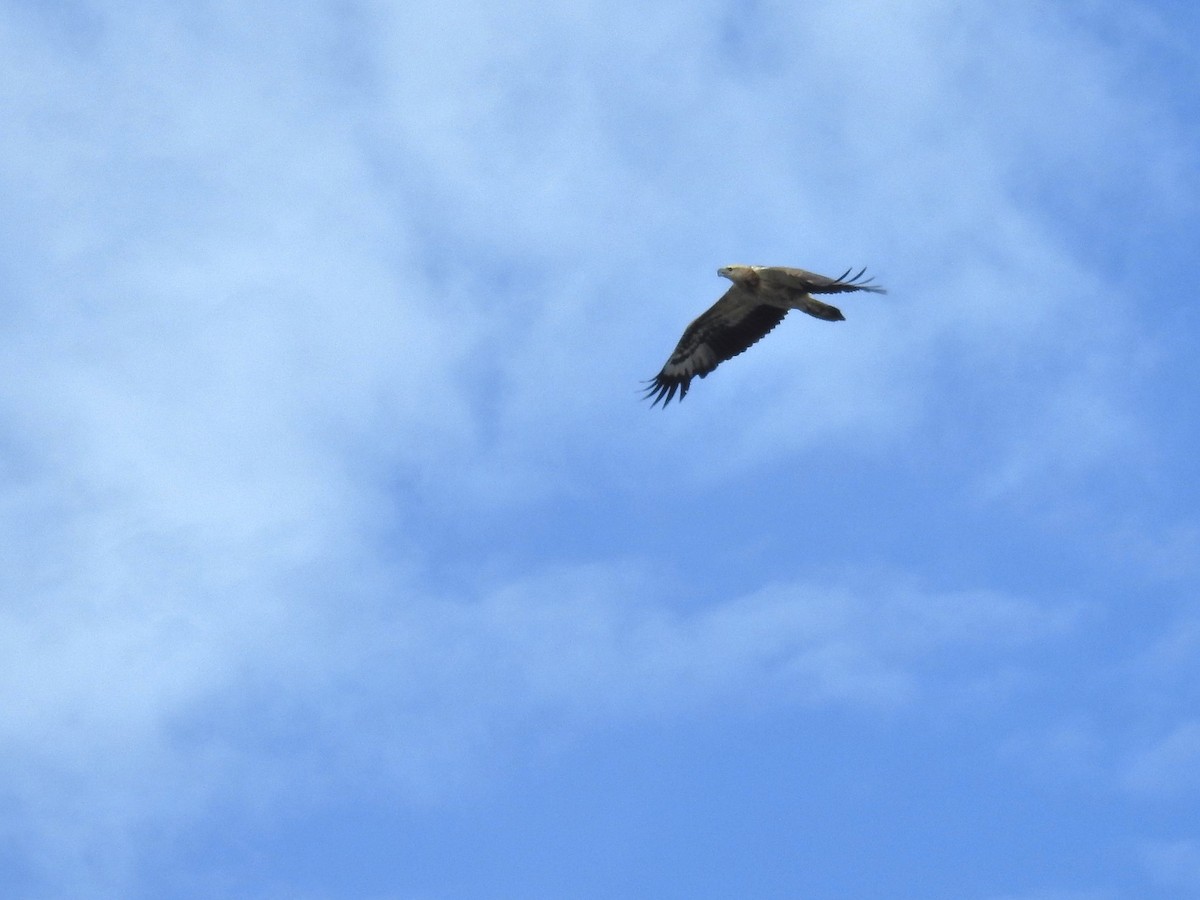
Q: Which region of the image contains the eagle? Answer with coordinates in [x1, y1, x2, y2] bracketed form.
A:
[643, 265, 886, 407]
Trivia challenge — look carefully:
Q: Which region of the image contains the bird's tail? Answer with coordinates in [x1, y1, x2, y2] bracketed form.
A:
[796, 296, 845, 321]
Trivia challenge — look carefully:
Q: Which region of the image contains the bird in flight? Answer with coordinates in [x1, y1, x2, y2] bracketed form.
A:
[643, 265, 886, 407]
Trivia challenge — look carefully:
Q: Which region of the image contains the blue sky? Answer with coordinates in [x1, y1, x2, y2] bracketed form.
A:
[2, 0, 1199, 897]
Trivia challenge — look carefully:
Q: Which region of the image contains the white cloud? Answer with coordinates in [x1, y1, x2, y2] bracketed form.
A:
[0, 553, 1073, 892]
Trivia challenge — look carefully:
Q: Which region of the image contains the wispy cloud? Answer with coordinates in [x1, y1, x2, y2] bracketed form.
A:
[1124, 721, 1200, 796]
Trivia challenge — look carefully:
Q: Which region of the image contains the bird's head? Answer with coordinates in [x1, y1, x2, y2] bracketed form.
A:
[717, 265, 759, 288]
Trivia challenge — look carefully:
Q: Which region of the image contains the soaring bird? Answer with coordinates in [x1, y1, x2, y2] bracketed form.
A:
[643, 265, 886, 407]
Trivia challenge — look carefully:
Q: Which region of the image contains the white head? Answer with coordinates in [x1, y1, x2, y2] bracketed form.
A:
[717, 265, 759, 288]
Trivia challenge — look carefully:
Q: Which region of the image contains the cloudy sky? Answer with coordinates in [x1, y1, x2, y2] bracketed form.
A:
[3, 0, 1199, 897]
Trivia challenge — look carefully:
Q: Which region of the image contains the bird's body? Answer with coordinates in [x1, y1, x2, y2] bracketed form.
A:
[643, 264, 886, 407]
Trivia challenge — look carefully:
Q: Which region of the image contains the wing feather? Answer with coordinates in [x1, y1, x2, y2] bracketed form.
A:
[760, 266, 887, 295]
[643, 288, 788, 407]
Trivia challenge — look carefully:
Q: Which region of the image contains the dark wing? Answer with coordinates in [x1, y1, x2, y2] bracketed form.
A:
[761, 266, 887, 295]
[643, 288, 788, 407]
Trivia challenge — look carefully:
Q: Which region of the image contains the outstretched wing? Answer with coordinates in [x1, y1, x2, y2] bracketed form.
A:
[761, 266, 887, 295]
[643, 288, 788, 407]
